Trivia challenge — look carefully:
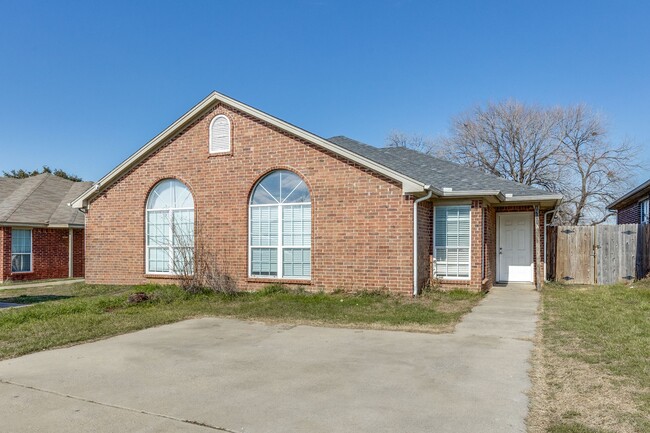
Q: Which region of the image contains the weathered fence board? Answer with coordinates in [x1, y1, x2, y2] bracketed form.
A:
[556, 225, 595, 284]
[596, 225, 637, 284]
[553, 223, 649, 285]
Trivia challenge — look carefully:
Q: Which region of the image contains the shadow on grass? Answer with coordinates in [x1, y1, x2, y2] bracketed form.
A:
[0, 294, 74, 305]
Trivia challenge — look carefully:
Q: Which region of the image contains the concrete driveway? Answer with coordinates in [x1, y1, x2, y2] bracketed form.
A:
[0, 284, 538, 433]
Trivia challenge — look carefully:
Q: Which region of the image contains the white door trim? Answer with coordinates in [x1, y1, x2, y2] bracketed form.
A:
[496, 212, 534, 283]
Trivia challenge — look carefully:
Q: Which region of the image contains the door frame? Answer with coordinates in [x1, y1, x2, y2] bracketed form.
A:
[496, 211, 534, 283]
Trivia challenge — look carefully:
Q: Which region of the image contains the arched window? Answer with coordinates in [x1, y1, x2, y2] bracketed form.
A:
[146, 179, 195, 274]
[209, 114, 231, 153]
[249, 170, 311, 279]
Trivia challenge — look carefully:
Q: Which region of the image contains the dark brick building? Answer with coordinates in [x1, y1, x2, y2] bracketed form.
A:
[608, 179, 650, 225]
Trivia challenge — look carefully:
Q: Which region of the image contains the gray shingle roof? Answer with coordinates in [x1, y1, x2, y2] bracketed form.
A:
[327, 136, 552, 197]
[0, 174, 92, 227]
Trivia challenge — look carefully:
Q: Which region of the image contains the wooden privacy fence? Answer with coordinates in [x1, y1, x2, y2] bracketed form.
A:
[548, 224, 650, 285]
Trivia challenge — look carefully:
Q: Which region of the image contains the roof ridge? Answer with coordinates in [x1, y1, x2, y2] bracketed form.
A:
[2, 174, 51, 222]
[44, 176, 77, 224]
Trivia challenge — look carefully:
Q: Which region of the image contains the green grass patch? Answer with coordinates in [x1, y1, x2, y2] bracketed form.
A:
[540, 280, 650, 432]
[0, 283, 483, 360]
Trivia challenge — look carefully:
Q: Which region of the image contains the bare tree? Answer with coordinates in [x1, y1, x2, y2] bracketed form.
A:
[386, 130, 437, 154]
[554, 105, 637, 225]
[442, 100, 563, 190]
[387, 101, 639, 225]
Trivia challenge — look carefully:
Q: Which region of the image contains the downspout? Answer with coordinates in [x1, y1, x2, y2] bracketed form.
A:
[413, 187, 433, 297]
[68, 228, 73, 278]
[543, 208, 558, 282]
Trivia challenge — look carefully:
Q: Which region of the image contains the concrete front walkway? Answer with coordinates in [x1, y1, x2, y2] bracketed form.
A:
[0, 278, 84, 291]
[0, 284, 539, 433]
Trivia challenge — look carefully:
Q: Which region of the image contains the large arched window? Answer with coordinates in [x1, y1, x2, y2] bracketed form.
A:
[146, 179, 195, 274]
[249, 170, 311, 279]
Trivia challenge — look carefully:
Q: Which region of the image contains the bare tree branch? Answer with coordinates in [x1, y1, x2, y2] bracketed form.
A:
[386, 101, 640, 225]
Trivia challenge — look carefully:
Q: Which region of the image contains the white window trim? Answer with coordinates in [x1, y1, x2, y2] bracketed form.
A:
[11, 228, 33, 273]
[145, 206, 195, 276]
[248, 200, 311, 280]
[433, 205, 471, 281]
[209, 114, 231, 154]
[640, 198, 650, 224]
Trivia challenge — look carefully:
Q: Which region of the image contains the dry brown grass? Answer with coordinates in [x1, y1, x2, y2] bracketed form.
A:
[528, 282, 650, 433]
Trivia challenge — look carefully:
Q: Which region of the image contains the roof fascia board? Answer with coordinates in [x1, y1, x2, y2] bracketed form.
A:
[607, 179, 650, 210]
[0, 222, 83, 228]
[503, 194, 562, 202]
[71, 92, 428, 208]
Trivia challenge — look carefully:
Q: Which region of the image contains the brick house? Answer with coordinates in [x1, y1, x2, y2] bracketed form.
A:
[608, 179, 650, 224]
[1, 174, 92, 282]
[71, 92, 561, 294]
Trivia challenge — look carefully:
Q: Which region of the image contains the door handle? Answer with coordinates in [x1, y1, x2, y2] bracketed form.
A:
[499, 247, 503, 255]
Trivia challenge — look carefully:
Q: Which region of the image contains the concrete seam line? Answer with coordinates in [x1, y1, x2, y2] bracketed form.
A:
[0, 379, 237, 432]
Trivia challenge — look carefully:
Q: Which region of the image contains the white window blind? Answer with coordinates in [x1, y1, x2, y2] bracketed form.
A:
[434, 206, 471, 278]
[209, 115, 231, 153]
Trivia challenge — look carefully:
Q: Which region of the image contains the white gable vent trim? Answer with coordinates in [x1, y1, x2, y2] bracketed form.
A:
[209, 114, 231, 153]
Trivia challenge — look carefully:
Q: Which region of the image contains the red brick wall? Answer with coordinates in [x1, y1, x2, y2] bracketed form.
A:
[617, 202, 640, 224]
[417, 200, 433, 291]
[0, 229, 5, 281]
[73, 228, 85, 278]
[483, 204, 497, 289]
[1, 227, 85, 281]
[85, 103, 416, 294]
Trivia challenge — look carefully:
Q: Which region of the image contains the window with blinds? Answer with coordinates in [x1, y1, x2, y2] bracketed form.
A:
[641, 199, 650, 224]
[209, 115, 231, 153]
[434, 205, 471, 279]
[249, 170, 311, 279]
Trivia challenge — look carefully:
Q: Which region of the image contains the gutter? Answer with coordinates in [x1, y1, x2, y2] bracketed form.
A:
[413, 186, 433, 296]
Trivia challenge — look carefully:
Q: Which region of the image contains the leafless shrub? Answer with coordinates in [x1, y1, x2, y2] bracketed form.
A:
[168, 220, 238, 295]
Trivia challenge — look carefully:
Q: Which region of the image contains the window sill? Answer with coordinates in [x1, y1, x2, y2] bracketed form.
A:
[145, 273, 186, 279]
[247, 278, 312, 285]
[208, 151, 233, 158]
[436, 278, 472, 283]
[11, 271, 33, 275]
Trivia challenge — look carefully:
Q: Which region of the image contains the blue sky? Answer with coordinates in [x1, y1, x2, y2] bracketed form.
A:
[1, 0, 649, 182]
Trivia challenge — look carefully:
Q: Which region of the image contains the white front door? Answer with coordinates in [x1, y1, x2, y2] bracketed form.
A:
[498, 212, 533, 282]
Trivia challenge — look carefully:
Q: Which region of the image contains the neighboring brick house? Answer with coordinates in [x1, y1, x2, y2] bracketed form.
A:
[0, 174, 92, 282]
[71, 92, 561, 294]
[608, 179, 650, 225]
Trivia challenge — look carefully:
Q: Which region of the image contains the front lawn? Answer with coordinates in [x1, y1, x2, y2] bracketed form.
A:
[528, 280, 650, 433]
[0, 283, 483, 360]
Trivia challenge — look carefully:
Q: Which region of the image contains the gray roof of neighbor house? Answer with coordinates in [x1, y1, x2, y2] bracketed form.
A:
[0, 174, 93, 227]
[608, 178, 650, 210]
[327, 136, 553, 198]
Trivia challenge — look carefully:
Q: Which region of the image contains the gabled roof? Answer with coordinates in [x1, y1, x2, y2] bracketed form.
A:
[71, 91, 561, 209]
[328, 136, 561, 203]
[0, 174, 92, 227]
[608, 178, 650, 210]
